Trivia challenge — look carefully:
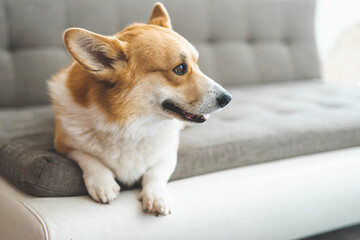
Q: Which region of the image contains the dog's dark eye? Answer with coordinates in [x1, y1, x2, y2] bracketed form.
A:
[173, 63, 187, 75]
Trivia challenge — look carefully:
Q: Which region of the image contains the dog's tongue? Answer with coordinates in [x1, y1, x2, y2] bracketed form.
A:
[184, 113, 210, 122]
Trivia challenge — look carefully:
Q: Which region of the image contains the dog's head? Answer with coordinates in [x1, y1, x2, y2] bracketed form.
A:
[63, 2, 231, 124]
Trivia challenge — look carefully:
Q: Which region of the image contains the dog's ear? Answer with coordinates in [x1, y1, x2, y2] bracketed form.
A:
[63, 28, 128, 76]
[148, 2, 172, 29]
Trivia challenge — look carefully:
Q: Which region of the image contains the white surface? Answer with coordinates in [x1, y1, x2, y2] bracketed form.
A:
[1, 147, 360, 240]
[0, 184, 48, 240]
[323, 24, 360, 86]
[316, 0, 360, 60]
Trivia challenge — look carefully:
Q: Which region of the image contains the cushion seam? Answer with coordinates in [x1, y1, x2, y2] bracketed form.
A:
[36, 157, 48, 185]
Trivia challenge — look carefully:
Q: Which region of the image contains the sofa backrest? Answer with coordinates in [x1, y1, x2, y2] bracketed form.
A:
[0, 0, 320, 108]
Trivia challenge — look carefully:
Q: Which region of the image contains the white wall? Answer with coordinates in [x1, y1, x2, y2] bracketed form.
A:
[315, 0, 360, 60]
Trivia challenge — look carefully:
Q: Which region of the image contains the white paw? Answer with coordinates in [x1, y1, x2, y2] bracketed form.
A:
[138, 185, 172, 216]
[84, 173, 120, 204]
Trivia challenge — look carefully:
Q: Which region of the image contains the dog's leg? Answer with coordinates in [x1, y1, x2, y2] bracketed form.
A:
[138, 150, 177, 216]
[68, 150, 120, 204]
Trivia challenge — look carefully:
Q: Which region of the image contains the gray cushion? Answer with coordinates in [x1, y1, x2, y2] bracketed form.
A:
[0, 0, 319, 107]
[1, 81, 360, 196]
[0, 133, 86, 196]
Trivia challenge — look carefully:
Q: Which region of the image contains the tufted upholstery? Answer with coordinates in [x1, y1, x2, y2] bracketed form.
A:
[0, 0, 319, 107]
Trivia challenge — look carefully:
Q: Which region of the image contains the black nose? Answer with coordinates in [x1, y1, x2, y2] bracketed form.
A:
[217, 93, 232, 108]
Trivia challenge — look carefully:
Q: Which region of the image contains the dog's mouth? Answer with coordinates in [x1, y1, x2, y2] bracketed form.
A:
[162, 100, 209, 123]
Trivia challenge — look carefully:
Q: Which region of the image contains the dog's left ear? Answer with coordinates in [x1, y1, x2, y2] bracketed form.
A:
[148, 2, 172, 29]
[63, 28, 128, 80]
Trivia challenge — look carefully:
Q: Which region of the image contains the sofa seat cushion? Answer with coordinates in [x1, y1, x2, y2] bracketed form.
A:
[1, 80, 360, 196]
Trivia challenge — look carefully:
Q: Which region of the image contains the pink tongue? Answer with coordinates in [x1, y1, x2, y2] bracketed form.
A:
[184, 113, 195, 120]
[184, 113, 210, 121]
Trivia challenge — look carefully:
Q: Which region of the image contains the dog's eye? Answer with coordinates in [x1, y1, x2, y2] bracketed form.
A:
[173, 63, 187, 75]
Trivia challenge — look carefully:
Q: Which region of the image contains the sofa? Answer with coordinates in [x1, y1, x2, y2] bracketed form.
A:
[1, 0, 360, 239]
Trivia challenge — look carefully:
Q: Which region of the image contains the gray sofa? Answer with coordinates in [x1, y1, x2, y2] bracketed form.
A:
[1, 0, 360, 239]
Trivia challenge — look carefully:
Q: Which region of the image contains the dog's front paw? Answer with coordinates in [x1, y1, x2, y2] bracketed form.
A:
[84, 173, 120, 204]
[138, 185, 172, 216]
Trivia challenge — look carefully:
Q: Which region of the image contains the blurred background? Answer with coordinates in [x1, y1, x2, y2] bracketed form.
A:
[316, 0, 360, 86]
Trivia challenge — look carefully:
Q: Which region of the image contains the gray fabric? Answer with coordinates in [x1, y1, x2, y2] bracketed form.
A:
[0, 0, 319, 107]
[7, 0, 65, 49]
[0, 105, 54, 141]
[1, 81, 360, 196]
[0, 133, 86, 196]
[12, 48, 71, 106]
[0, 0, 7, 48]
[0, 50, 15, 106]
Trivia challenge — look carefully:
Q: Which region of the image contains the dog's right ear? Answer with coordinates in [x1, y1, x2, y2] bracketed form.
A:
[63, 28, 128, 77]
[148, 2, 172, 29]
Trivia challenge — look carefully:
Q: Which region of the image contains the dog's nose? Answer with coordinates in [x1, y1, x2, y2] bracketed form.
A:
[217, 93, 232, 108]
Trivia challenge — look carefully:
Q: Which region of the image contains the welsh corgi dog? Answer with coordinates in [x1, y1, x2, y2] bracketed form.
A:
[49, 2, 231, 216]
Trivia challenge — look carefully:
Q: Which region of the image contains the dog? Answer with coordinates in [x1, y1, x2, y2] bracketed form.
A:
[49, 2, 231, 216]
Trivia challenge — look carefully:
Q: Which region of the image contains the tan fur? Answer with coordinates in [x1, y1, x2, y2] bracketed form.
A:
[148, 2, 172, 29]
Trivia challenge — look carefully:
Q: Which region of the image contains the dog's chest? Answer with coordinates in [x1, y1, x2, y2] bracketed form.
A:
[73, 115, 181, 185]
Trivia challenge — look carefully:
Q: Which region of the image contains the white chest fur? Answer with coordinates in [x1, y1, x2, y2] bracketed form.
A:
[64, 107, 182, 185]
